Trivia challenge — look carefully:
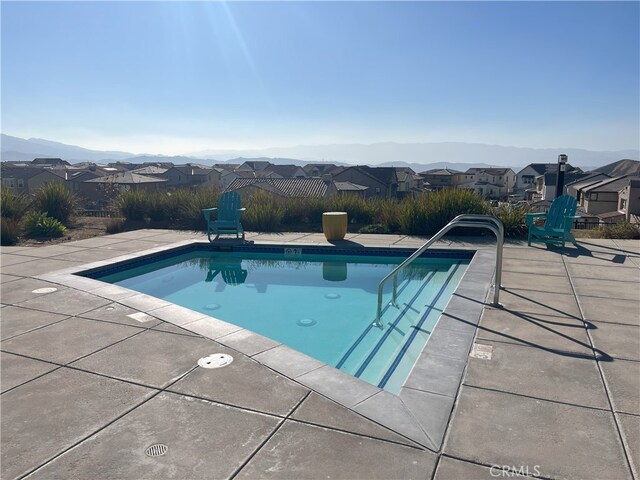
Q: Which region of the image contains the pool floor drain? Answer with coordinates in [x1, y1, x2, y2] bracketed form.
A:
[198, 353, 233, 369]
[145, 444, 168, 457]
[204, 303, 221, 311]
[325, 293, 340, 300]
[296, 318, 317, 327]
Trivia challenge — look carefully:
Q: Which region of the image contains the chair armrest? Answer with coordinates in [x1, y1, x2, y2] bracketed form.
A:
[202, 208, 218, 213]
[202, 207, 218, 222]
[237, 208, 246, 212]
[565, 215, 581, 220]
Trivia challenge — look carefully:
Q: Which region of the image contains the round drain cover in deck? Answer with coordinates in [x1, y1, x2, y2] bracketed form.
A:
[198, 353, 233, 369]
[32, 287, 57, 294]
[145, 444, 168, 457]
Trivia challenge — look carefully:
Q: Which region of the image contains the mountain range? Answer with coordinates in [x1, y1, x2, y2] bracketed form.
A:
[1, 134, 638, 172]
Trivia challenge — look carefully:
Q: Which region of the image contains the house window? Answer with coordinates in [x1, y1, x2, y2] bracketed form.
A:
[589, 192, 598, 201]
[17, 179, 24, 188]
[620, 198, 627, 211]
[375, 187, 381, 193]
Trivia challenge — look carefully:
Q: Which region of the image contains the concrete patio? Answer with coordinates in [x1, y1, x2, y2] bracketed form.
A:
[1, 230, 638, 480]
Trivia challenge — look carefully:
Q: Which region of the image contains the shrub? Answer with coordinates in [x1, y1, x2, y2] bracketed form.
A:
[495, 204, 529, 237]
[1, 218, 21, 245]
[376, 198, 401, 232]
[597, 221, 640, 239]
[114, 189, 150, 221]
[105, 218, 126, 234]
[1, 187, 30, 221]
[23, 211, 67, 239]
[32, 182, 79, 224]
[396, 196, 429, 235]
[242, 190, 284, 231]
[358, 224, 390, 234]
[147, 192, 171, 222]
[168, 189, 220, 230]
[282, 196, 326, 226]
[422, 189, 490, 235]
[328, 194, 375, 224]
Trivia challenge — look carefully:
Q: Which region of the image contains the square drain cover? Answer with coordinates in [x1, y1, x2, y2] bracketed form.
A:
[470, 343, 493, 360]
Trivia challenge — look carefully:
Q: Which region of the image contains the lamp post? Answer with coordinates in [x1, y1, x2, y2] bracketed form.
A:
[555, 154, 568, 199]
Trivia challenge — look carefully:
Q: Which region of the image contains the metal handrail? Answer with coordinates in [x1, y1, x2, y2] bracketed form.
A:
[374, 214, 504, 327]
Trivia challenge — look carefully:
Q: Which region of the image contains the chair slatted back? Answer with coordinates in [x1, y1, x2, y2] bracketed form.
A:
[217, 192, 242, 223]
[545, 195, 577, 230]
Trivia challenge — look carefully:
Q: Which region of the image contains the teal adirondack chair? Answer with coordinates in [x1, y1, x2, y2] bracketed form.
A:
[526, 195, 580, 247]
[202, 191, 246, 241]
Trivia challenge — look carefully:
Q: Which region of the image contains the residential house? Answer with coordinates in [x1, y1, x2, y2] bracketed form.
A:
[579, 175, 640, 216]
[0, 165, 66, 194]
[332, 166, 398, 198]
[393, 167, 421, 194]
[302, 163, 344, 177]
[533, 168, 586, 202]
[419, 169, 463, 191]
[79, 172, 168, 206]
[618, 178, 640, 223]
[263, 164, 307, 178]
[160, 165, 222, 190]
[514, 163, 577, 194]
[565, 173, 610, 203]
[225, 177, 338, 200]
[235, 160, 272, 173]
[457, 168, 516, 199]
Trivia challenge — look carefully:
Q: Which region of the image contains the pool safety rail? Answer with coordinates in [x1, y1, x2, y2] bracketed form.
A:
[375, 214, 504, 327]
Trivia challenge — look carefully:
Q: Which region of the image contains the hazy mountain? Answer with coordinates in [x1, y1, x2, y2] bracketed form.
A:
[1, 134, 133, 162]
[2, 134, 638, 170]
[189, 142, 639, 169]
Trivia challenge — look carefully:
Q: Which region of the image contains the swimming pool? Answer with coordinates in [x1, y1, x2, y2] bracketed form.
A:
[89, 246, 471, 393]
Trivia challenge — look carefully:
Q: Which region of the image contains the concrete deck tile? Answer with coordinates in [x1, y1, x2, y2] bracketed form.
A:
[0, 368, 154, 480]
[291, 392, 415, 446]
[500, 271, 573, 294]
[501, 258, 567, 276]
[0, 246, 35, 253]
[150, 321, 200, 336]
[98, 239, 166, 252]
[476, 308, 593, 355]
[502, 247, 564, 263]
[16, 288, 111, 316]
[0, 306, 69, 340]
[63, 236, 132, 248]
[423, 326, 475, 362]
[236, 420, 437, 480]
[567, 262, 640, 282]
[403, 352, 466, 397]
[9, 244, 87, 258]
[579, 296, 640, 325]
[180, 316, 242, 339]
[79, 302, 162, 328]
[297, 365, 380, 408]
[0, 277, 68, 305]
[253, 344, 325, 379]
[1, 317, 142, 364]
[590, 321, 640, 361]
[28, 392, 280, 480]
[573, 277, 640, 302]
[119, 293, 173, 312]
[399, 387, 455, 448]
[0, 273, 23, 283]
[71, 329, 215, 389]
[600, 359, 640, 415]
[102, 230, 166, 239]
[563, 250, 635, 267]
[499, 288, 582, 318]
[434, 456, 502, 480]
[464, 341, 609, 409]
[618, 413, 640, 479]
[1, 253, 39, 266]
[147, 303, 209, 326]
[88, 283, 138, 300]
[1, 258, 85, 276]
[1, 351, 58, 392]
[217, 328, 280, 356]
[169, 346, 309, 416]
[445, 386, 631, 480]
[52, 248, 136, 262]
[353, 390, 435, 449]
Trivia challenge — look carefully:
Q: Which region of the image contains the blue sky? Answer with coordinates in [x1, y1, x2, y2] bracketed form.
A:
[2, 1, 639, 155]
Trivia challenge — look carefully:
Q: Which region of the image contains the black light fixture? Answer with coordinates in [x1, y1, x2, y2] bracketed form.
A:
[555, 154, 568, 199]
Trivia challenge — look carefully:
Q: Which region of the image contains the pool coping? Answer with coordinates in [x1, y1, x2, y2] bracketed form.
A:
[35, 239, 496, 452]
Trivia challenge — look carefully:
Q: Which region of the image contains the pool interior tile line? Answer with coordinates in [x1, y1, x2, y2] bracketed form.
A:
[562, 255, 638, 478]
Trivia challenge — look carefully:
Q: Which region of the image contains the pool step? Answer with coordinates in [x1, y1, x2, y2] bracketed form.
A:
[350, 261, 465, 393]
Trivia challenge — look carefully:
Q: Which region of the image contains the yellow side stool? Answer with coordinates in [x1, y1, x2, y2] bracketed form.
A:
[322, 211, 348, 241]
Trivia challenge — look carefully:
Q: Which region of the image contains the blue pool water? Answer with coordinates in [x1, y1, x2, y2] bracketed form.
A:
[94, 249, 469, 393]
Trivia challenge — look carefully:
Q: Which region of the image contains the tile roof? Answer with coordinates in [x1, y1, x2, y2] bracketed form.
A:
[226, 177, 330, 197]
[84, 172, 167, 184]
